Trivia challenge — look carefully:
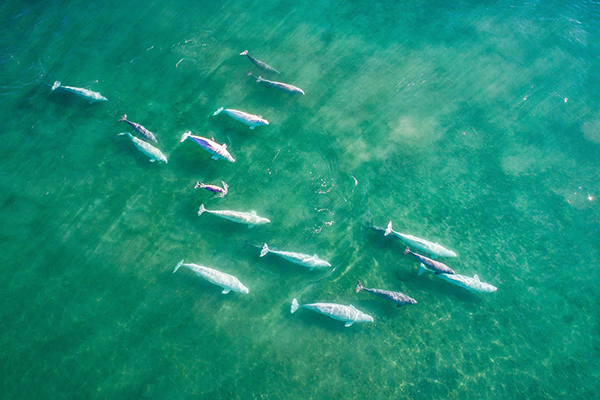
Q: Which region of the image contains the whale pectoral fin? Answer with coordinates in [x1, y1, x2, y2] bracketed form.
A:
[211, 155, 219, 160]
[309, 267, 314, 271]
[150, 159, 156, 162]
[430, 254, 438, 259]
[247, 224, 255, 229]
[221, 288, 231, 294]
[344, 321, 355, 327]
[249, 125, 255, 130]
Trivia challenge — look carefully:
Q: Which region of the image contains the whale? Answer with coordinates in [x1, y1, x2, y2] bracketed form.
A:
[385, 221, 457, 258]
[419, 264, 497, 293]
[198, 204, 270, 228]
[404, 246, 454, 275]
[195, 181, 228, 197]
[173, 259, 249, 294]
[118, 132, 167, 163]
[247, 72, 305, 95]
[239, 50, 280, 74]
[213, 107, 269, 130]
[355, 280, 417, 307]
[118, 115, 157, 143]
[180, 131, 235, 162]
[291, 299, 373, 327]
[51, 81, 107, 102]
[258, 243, 331, 270]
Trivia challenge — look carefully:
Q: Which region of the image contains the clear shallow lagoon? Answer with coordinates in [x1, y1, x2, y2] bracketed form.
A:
[1, 0, 599, 398]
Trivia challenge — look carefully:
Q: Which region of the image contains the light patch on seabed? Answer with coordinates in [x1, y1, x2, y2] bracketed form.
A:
[581, 118, 600, 144]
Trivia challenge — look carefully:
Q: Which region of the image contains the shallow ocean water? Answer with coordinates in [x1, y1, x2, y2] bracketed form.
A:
[1, 0, 599, 398]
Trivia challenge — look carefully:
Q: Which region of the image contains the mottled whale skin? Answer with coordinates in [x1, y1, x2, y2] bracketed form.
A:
[385, 221, 457, 258]
[173, 260, 249, 294]
[180, 131, 235, 162]
[51, 81, 107, 102]
[404, 247, 455, 275]
[291, 298, 373, 327]
[239, 50, 280, 74]
[419, 264, 497, 293]
[198, 204, 270, 228]
[248, 72, 305, 95]
[213, 107, 268, 130]
[118, 132, 167, 163]
[355, 281, 417, 307]
[119, 114, 157, 143]
[195, 181, 228, 197]
[259, 243, 331, 270]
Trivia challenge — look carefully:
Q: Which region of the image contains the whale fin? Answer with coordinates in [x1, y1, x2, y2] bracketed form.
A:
[51, 81, 61, 91]
[211, 155, 219, 160]
[474, 274, 480, 281]
[403, 246, 410, 255]
[221, 288, 231, 294]
[344, 321, 355, 327]
[198, 204, 206, 216]
[240, 50, 249, 56]
[117, 132, 130, 138]
[291, 298, 300, 313]
[194, 181, 202, 189]
[418, 264, 428, 276]
[180, 131, 191, 142]
[213, 107, 224, 116]
[249, 125, 255, 130]
[251, 210, 257, 215]
[356, 280, 364, 293]
[118, 114, 127, 122]
[173, 259, 184, 273]
[309, 267, 314, 271]
[384, 221, 393, 236]
[257, 76, 263, 83]
[247, 224, 254, 229]
[260, 244, 269, 257]
[221, 181, 228, 196]
[150, 159, 156, 162]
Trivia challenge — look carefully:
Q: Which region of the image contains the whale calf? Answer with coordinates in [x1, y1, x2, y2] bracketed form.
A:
[355, 280, 417, 307]
[404, 247, 454, 274]
[239, 50, 280, 74]
[198, 204, 270, 228]
[180, 131, 235, 162]
[51, 81, 107, 102]
[173, 259, 249, 294]
[291, 298, 373, 327]
[213, 107, 269, 130]
[118, 115, 157, 143]
[248, 72, 305, 95]
[419, 264, 497, 293]
[195, 181, 228, 197]
[118, 132, 167, 163]
[385, 221, 456, 258]
[259, 243, 331, 270]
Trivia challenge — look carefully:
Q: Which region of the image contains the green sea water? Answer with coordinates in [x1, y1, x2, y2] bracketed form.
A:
[1, 0, 600, 398]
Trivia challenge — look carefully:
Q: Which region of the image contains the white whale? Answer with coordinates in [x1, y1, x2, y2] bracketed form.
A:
[419, 264, 497, 293]
[180, 131, 235, 162]
[248, 72, 305, 95]
[213, 107, 268, 130]
[291, 299, 373, 327]
[385, 221, 456, 258]
[198, 204, 270, 228]
[260, 243, 331, 270]
[118, 132, 167, 163]
[51, 81, 107, 102]
[173, 260, 249, 294]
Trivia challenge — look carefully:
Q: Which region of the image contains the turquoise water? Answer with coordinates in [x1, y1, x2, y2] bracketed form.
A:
[1, 0, 600, 398]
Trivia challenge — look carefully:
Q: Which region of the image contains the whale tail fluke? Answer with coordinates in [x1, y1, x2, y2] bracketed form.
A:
[194, 181, 203, 189]
[118, 114, 127, 122]
[180, 131, 191, 142]
[384, 221, 393, 236]
[260, 243, 269, 257]
[198, 204, 206, 216]
[256, 76, 263, 83]
[51, 81, 61, 91]
[239, 50, 249, 56]
[291, 298, 300, 313]
[173, 259, 184, 274]
[213, 107, 224, 116]
[404, 246, 411, 255]
[221, 181, 229, 196]
[356, 280, 364, 293]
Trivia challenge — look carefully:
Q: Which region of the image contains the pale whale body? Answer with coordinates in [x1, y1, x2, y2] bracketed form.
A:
[198, 204, 270, 228]
[180, 131, 235, 162]
[291, 298, 373, 327]
[355, 280, 417, 307]
[240, 50, 280, 74]
[385, 221, 457, 258]
[51, 81, 107, 102]
[248, 72, 305, 95]
[119, 114, 157, 143]
[260, 243, 331, 270]
[173, 260, 249, 294]
[118, 132, 167, 163]
[213, 107, 268, 129]
[419, 264, 497, 293]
